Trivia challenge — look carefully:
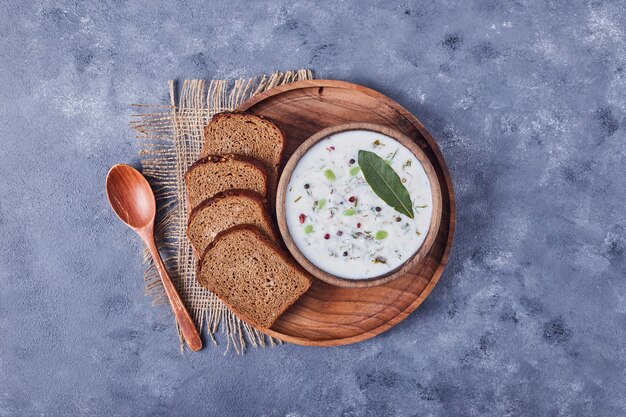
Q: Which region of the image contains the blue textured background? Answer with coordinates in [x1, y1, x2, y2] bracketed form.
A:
[1, 0, 625, 416]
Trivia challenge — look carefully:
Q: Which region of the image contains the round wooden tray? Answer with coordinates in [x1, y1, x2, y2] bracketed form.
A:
[237, 80, 455, 346]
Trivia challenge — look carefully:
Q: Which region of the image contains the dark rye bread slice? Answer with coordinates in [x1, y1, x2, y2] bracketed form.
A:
[184, 154, 268, 210]
[201, 112, 284, 193]
[196, 225, 312, 329]
[186, 189, 277, 258]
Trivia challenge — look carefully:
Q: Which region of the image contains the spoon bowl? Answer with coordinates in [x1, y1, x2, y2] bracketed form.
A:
[105, 164, 202, 351]
[106, 164, 156, 229]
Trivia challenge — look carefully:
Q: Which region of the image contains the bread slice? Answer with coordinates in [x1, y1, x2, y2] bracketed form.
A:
[186, 190, 276, 257]
[196, 225, 312, 329]
[201, 112, 284, 192]
[185, 154, 268, 210]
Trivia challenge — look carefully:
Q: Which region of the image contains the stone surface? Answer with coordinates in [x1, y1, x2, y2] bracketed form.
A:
[1, 0, 625, 416]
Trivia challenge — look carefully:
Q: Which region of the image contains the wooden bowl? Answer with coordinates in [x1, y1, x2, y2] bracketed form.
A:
[276, 123, 442, 288]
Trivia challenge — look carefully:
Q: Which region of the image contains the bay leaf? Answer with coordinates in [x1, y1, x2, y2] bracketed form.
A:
[358, 150, 414, 219]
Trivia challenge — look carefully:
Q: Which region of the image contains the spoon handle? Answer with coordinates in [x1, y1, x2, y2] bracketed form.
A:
[143, 233, 203, 352]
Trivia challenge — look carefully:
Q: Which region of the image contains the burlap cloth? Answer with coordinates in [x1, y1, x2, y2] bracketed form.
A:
[130, 69, 313, 353]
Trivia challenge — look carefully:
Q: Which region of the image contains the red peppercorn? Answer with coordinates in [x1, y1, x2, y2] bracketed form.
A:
[357, 222, 361, 228]
[331, 146, 335, 150]
[324, 233, 330, 240]
[299, 213, 306, 224]
[348, 196, 356, 203]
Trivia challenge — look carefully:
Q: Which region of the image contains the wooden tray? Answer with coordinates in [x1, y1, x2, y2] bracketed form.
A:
[237, 80, 455, 346]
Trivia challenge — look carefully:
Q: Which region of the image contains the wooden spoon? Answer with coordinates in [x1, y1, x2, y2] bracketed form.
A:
[105, 164, 202, 351]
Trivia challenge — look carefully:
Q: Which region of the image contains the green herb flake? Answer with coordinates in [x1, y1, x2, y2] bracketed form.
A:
[372, 256, 387, 264]
[324, 169, 336, 182]
[358, 150, 415, 219]
[304, 225, 314, 234]
[294, 196, 302, 203]
[316, 198, 327, 210]
[375, 230, 388, 240]
[349, 166, 361, 176]
[343, 208, 356, 216]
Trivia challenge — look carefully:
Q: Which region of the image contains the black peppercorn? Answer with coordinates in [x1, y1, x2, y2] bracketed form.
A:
[375, 206, 381, 212]
[304, 183, 310, 189]
[343, 251, 348, 257]
[349, 158, 355, 164]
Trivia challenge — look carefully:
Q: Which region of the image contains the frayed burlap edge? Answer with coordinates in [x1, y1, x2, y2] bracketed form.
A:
[130, 69, 314, 354]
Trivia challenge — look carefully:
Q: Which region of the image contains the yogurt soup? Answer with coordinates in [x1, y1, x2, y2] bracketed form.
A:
[285, 129, 433, 280]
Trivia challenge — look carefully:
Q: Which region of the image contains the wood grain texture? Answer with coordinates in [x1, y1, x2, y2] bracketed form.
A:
[106, 164, 203, 352]
[237, 80, 456, 346]
[275, 122, 442, 288]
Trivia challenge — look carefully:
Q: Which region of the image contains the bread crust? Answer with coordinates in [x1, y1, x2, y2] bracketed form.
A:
[196, 224, 312, 329]
[184, 153, 269, 185]
[201, 111, 286, 171]
[186, 189, 279, 260]
[186, 189, 271, 230]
